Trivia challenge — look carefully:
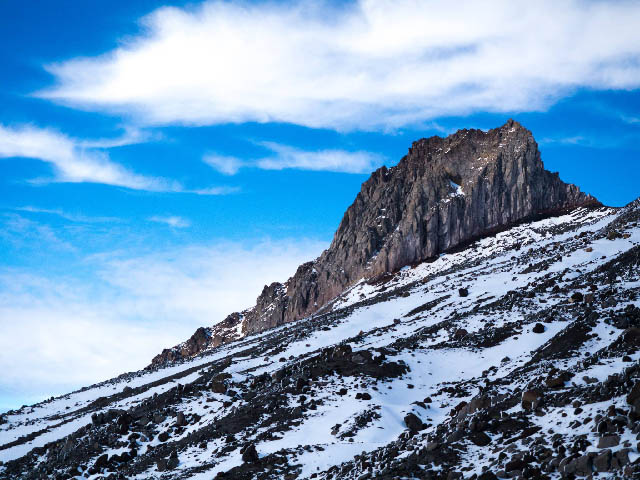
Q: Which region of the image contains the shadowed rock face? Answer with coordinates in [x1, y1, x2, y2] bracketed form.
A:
[151, 119, 598, 366]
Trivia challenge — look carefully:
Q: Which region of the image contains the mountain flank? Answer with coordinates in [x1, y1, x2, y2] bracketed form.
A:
[151, 119, 598, 366]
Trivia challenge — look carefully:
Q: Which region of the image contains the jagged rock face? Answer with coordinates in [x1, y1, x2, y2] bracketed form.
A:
[150, 313, 242, 366]
[243, 120, 597, 332]
[151, 119, 598, 365]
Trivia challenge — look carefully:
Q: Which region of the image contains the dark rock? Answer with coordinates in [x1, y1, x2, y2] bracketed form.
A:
[477, 472, 498, 480]
[594, 449, 611, 472]
[404, 413, 424, 432]
[570, 291, 584, 303]
[505, 458, 527, 472]
[469, 431, 492, 446]
[156, 458, 168, 472]
[175, 412, 187, 427]
[458, 288, 469, 297]
[628, 382, 640, 413]
[521, 390, 543, 410]
[532, 323, 546, 334]
[167, 450, 179, 470]
[210, 381, 227, 394]
[598, 435, 620, 448]
[574, 454, 593, 476]
[242, 444, 259, 463]
[453, 328, 468, 340]
[94, 454, 108, 471]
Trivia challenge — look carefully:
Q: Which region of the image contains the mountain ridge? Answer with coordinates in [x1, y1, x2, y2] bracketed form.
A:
[151, 119, 599, 366]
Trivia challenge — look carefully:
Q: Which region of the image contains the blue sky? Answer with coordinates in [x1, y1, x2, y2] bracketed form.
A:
[1, 0, 639, 410]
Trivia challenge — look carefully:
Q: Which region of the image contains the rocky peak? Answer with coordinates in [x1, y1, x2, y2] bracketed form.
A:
[150, 120, 599, 366]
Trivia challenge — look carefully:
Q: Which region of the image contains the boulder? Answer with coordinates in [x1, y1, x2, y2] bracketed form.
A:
[627, 381, 640, 411]
[167, 450, 179, 470]
[521, 390, 543, 410]
[404, 413, 424, 432]
[469, 431, 492, 446]
[94, 454, 108, 471]
[598, 435, 620, 448]
[453, 328, 468, 340]
[175, 412, 187, 427]
[532, 323, 545, 334]
[593, 449, 611, 472]
[570, 292, 584, 303]
[210, 381, 227, 394]
[242, 443, 259, 463]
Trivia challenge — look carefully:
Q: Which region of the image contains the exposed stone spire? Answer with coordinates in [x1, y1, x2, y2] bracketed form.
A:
[150, 120, 598, 366]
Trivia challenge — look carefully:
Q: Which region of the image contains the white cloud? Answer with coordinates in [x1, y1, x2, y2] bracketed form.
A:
[0, 124, 168, 190]
[204, 144, 382, 175]
[39, 0, 640, 131]
[0, 238, 326, 408]
[203, 154, 245, 175]
[149, 215, 191, 228]
[0, 124, 233, 194]
[257, 142, 382, 173]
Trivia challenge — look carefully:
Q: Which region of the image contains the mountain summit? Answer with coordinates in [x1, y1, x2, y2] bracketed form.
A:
[152, 120, 598, 365]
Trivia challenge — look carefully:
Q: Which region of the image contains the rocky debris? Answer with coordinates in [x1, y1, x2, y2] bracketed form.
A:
[152, 119, 598, 366]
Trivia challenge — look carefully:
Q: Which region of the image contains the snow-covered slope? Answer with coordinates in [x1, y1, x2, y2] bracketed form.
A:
[2, 201, 640, 479]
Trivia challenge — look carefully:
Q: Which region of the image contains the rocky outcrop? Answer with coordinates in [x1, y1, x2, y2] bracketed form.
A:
[150, 119, 598, 366]
[150, 313, 243, 366]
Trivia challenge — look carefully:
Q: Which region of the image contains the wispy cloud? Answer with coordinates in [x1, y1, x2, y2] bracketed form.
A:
[149, 215, 191, 228]
[203, 154, 245, 175]
[0, 214, 76, 252]
[0, 124, 234, 194]
[257, 142, 382, 174]
[15, 206, 121, 223]
[204, 144, 382, 175]
[0, 124, 171, 190]
[620, 114, 640, 125]
[539, 135, 588, 146]
[40, 0, 640, 131]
